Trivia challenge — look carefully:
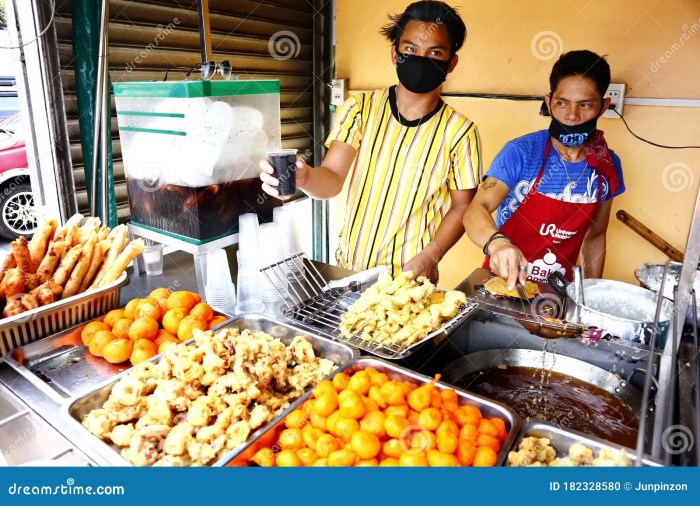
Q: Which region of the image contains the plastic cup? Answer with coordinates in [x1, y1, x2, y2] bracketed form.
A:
[142, 242, 164, 276]
[238, 213, 260, 259]
[204, 249, 236, 312]
[268, 149, 298, 196]
[273, 206, 302, 278]
[258, 223, 288, 300]
[236, 251, 265, 313]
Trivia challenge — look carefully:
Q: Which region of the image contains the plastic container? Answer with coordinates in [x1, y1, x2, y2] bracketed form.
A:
[114, 80, 282, 244]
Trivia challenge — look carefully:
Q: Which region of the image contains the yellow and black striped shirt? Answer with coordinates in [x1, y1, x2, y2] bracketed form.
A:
[326, 87, 482, 275]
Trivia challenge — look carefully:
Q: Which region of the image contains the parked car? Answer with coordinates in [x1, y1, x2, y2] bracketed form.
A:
[0, 76, 20, 120]
[0, 112, 37, 239]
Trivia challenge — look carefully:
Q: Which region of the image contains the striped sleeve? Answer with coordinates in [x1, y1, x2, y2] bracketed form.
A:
[448, 121, 482, 190]
[324, 94, 364, 150]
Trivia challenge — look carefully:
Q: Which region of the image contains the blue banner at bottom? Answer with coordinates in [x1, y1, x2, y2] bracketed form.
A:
[0, 467, 697, 505]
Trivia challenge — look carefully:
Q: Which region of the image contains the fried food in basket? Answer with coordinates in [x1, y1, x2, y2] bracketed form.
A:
[0, 215, 142, 319]
[483, 276, 540, 299]
[339, 271, 467, 349]
[29, 218, 57, 266]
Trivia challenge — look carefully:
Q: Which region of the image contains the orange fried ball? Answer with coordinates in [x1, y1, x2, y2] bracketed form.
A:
[111, 318, 134, 340]
[122, 298, 143, 319]
[166, 291, 201, 312]
[88, 330, 116, 357]
[473, 446, 498, 467]
[189, 302, 214, 322]
[103, 308, 126, 328]
[148, 287, 172, 301]
[135, 298, 162, 321]
[102, 338, 134, 364]
[81, 321, 110, 346]
[154, 330, 179, 353]
[275, 449, 302, 467]
[130, 338, 157, 365]
[162, 307, 188, 335]
[250, 448, 275, 467]
[176, 315, 209, 341]
[128, 316, 159, 341]
[350, 431, 380, 460]
[208, 315, 229, 329]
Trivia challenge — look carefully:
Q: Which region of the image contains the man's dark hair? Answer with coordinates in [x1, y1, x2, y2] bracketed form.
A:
[549, 50, 611, 97]
[380, 1, 467, 56]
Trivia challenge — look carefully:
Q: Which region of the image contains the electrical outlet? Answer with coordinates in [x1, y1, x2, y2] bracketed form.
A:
[330, 79, 346, 106]
[602, 83, 626, 118]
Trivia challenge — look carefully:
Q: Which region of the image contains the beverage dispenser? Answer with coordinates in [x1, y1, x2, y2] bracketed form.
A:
[113, 80, 282, 243]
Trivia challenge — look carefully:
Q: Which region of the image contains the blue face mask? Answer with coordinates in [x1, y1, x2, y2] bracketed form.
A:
[548, 115, 598, 147]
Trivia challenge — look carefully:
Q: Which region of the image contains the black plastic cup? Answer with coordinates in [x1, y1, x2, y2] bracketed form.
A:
[267, 149, 298, 196]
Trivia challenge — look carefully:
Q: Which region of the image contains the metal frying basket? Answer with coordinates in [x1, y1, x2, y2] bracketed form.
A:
[259, 253, 480, 360]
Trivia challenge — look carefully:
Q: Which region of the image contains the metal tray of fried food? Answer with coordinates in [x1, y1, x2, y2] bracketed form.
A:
[224, 356, 523, 467]
[506, 420, 662, 467]
[4, 304, 235, 403]
[285, 290, 480, 360]
[62, 314, 358, 466]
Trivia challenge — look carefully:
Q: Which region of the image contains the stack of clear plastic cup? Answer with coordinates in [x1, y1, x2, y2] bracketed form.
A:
[258, 222, 289, 301]
[273, 206, 303, 278]
[235, 213, 265, 313]
[204, 249, 237, 315]
[236, 251, 265, 313]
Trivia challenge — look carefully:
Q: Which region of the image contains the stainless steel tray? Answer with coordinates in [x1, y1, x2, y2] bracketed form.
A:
[286, 290, 480, 360]
[224, 356, 523, 467]
[506, 420, 662, 467]
[0, 272, 128, 362]
[63, 314, 358, 466]
[5, 304, 235, 403]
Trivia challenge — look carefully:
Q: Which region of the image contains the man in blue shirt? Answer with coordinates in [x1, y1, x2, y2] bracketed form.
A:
[464, 50, 624, 288]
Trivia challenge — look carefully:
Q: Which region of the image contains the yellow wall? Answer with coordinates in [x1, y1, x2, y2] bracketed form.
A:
[332, 0, 700, 289]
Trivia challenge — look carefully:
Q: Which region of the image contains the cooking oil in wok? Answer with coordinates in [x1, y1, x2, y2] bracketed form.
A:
[456, 365, 639, 448]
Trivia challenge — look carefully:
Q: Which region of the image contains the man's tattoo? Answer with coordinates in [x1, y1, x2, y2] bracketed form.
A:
[480, 178, 497, 191]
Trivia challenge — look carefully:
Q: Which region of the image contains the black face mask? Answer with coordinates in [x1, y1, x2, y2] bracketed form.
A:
[395, 53, 450, 94]
[548, 98, 604, 147]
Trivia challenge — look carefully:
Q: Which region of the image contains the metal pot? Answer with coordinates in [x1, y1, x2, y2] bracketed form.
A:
[634, 263, 699, 326]
[443, 348, 642, 413]
[564, 278, 674, 346]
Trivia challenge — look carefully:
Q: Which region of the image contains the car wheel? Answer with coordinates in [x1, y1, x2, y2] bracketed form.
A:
[0, 181, 37, 240]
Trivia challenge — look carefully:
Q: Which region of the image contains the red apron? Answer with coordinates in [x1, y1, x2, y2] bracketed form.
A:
[483, 139, 601, 282]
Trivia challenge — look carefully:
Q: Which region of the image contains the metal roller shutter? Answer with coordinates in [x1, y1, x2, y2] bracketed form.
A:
[53, 0, 318, 222]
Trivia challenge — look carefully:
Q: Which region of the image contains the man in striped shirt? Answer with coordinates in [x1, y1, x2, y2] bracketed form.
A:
[261, 1, 481, 281]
